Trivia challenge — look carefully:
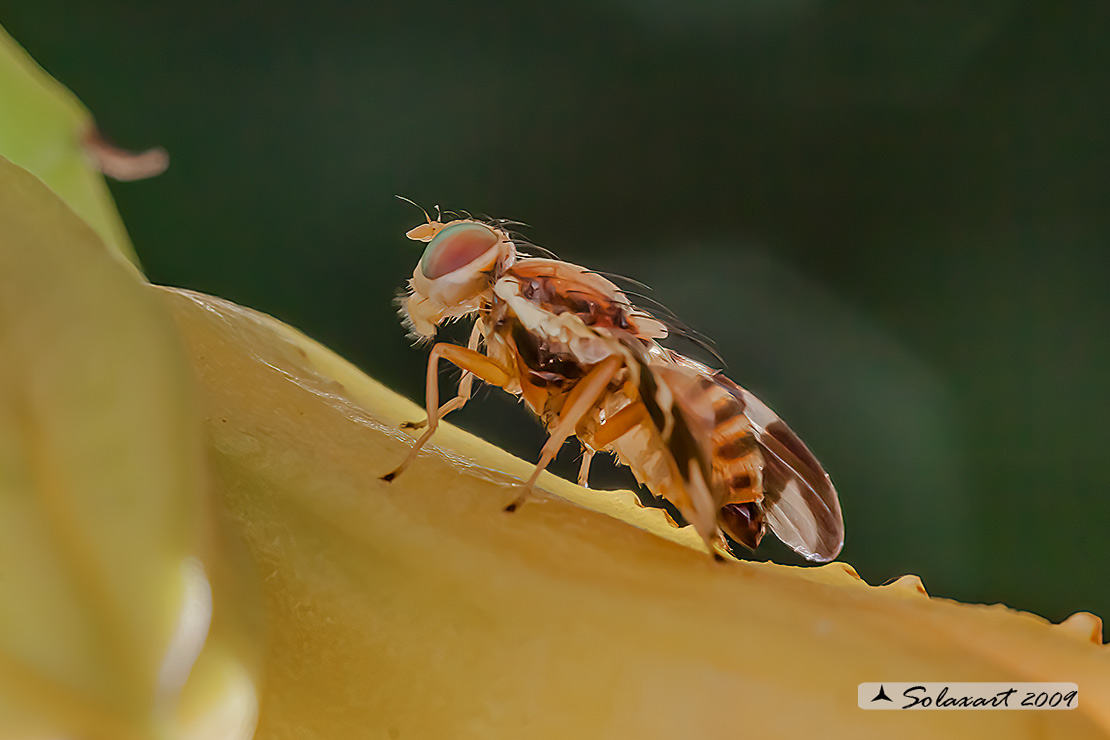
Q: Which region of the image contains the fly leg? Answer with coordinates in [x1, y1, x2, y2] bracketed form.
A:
[576, 446, 594, 488]
[591, 402, 648, 447]
[576, 402, 648, 488]
[505, 356, 623, 511]
[401, 323, 482, 430]
[382, 341, 509, 482]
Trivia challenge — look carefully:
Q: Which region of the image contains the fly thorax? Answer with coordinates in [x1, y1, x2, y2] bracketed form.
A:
[495, 277, 558, 336]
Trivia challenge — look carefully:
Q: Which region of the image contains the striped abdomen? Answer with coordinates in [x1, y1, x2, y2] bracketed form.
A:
[692, 373, 769, 551]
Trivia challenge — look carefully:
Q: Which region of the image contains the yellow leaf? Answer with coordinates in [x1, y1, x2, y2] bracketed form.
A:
[162, 285, 1110, 740]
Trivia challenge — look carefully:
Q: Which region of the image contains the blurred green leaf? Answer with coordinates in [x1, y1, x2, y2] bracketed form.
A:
[0, 154, 237, 740]
[0, 23, 139, 267]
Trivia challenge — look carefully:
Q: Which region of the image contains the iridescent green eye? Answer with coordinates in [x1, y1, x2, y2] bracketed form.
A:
[420, 223, 500, 279]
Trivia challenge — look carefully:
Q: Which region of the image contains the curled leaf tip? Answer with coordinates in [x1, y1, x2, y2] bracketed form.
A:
[1056, 612, 1104, 645]
[880, 573, 929, 596]
[80, 124, 169, 181]
[819, 560, 862, 580]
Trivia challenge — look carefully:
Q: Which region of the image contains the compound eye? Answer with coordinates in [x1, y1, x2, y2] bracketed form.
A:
[420, 222, 500, 279]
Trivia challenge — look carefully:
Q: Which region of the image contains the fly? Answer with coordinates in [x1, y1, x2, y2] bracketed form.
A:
[381, 205, 844, 562]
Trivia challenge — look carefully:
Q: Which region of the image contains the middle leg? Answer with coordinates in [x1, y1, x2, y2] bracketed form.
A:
[575, 402, 648, 488]
[505, 355, 623, 511]
[577, 446, 595, 488]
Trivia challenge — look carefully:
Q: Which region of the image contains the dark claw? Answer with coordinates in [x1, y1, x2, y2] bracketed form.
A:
[503, 502, 518, 513]
[381, 472, 397, 482]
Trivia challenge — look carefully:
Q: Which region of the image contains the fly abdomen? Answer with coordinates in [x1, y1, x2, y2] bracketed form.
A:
[703, 386, 764, 506]
[714, 433, 758, 462]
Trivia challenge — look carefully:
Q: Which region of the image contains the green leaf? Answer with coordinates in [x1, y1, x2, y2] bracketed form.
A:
[0, 23, 139, 267]
[0, 154, 255, 740]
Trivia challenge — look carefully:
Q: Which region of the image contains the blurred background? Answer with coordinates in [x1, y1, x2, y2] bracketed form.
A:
[5, 0, 1107, 623]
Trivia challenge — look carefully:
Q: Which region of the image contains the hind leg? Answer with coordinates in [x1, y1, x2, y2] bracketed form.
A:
[505, 356, 623, 511]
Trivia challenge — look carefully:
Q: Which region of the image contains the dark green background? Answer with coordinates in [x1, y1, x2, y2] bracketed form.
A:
[6, 1, 1108, 623]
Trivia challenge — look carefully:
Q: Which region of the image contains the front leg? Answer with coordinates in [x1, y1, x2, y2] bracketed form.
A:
[401, 323, 483, 430]
[382, 341, 509, 482]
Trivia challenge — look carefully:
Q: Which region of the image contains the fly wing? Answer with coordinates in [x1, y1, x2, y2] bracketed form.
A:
[713, 375, 844, 562]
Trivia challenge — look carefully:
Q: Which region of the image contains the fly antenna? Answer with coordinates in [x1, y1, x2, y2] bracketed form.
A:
[394, 195, 433, 224]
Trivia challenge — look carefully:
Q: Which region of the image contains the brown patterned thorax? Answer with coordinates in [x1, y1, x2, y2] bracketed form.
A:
[508, 261, 635, 332]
